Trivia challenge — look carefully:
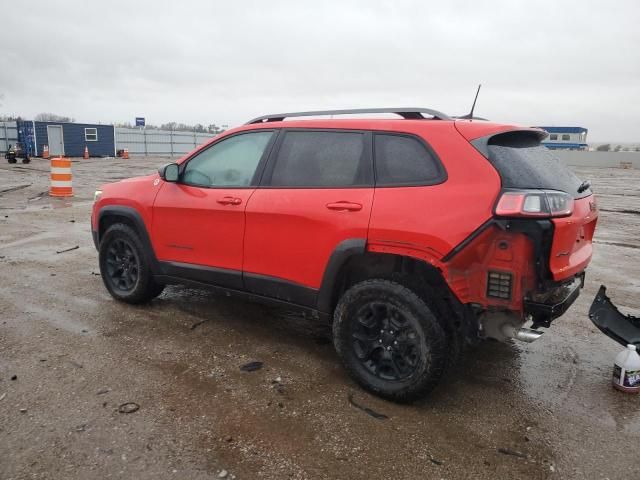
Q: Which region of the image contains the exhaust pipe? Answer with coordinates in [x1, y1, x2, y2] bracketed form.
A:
[501, 324, 544, 343]
[514, 327, 544, 343]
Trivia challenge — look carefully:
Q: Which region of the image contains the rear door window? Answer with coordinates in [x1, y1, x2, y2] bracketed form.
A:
[266, 131, 371, 187]
[486, 132, 590, 198]
[374, 134, 445, 186]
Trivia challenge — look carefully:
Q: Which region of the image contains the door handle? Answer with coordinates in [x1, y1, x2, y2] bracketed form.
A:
[326, 201, 363, 212]
[217, 196, 242, 206]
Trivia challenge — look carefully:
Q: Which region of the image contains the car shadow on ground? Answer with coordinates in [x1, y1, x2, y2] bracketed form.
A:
[108, 284, 526, 407]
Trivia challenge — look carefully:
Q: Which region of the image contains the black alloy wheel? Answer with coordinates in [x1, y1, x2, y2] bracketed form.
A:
[351, 302, 421, 381]
[104, 238, 140, 293]
[98, 223, 164, 304]
[333, 279, 448, 402]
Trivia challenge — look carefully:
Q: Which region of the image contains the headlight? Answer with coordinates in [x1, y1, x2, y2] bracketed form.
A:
[93, 190, 102, 202]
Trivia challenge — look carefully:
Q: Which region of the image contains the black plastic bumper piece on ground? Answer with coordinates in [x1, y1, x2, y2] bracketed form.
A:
[524, 275, 583, 328]
[589, 285, 640, 348]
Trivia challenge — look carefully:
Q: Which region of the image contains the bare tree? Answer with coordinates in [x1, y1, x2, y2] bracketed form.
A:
[207, 123, 226, 134]
[119, 120, 227, 133]
[34, 113, 74, 122]
[160, 122, 178, 131]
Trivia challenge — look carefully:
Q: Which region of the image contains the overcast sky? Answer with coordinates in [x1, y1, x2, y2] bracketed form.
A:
[1, 0, 638, 141]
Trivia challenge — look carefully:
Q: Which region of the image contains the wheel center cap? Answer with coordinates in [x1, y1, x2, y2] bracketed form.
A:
[381, 330, 395, 346]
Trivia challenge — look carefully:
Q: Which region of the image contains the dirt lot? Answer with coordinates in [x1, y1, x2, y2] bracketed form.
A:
[1, 157, 639, 479]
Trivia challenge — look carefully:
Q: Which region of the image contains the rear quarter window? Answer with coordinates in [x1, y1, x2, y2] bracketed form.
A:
[485, 132, 590, 198]
[374, 134, 445, 186]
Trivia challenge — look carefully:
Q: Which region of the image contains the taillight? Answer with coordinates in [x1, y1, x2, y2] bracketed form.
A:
[495, 190, 574, 218]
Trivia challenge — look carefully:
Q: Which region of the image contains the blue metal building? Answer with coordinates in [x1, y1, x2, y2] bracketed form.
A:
[536, 126, 588, 150]
[17, 120, 115, 157]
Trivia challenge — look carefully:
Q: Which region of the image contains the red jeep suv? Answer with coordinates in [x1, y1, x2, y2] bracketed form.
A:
[91, 108, 597, 401]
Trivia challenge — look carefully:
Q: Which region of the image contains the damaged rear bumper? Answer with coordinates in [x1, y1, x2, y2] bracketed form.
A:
[524, 274, 584, 328]
[589, 285, 640, 347]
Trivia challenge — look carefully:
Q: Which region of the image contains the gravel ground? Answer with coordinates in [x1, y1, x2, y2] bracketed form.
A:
[0, 157, 639, 479]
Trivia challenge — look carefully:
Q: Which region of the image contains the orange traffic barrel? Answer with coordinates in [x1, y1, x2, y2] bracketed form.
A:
[49, 157, 73, 197]
[42, 145, 50, 159]
[122, 148, 129, 159]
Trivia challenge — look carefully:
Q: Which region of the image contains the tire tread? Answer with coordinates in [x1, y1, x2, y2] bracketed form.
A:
[99, 223, 164, 304]
[333, 279, 449, 402]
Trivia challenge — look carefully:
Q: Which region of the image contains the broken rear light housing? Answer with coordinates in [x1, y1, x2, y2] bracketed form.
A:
[495, 190, 574, 218]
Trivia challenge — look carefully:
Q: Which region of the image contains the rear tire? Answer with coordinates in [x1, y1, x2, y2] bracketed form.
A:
[333, 279, 448, 402]
[390, 272, 464, 372]
[99, 223, 164, 304]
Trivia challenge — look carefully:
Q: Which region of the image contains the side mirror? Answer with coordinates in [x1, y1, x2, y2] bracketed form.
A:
[159, 163, 179, 182]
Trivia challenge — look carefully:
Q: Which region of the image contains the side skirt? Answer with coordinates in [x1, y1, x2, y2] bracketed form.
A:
[160, 261, 243, 290]
[244, 272, 317, 308]
[158, 261, 318, 308]
[154, 274, 328, 321]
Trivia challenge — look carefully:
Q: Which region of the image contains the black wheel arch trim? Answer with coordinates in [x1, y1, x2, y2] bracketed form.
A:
[317, 238, 367, 313]
[96, 205, 161, 274]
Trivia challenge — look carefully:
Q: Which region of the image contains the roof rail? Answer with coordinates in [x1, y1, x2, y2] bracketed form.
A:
[245, 107, 451, 124]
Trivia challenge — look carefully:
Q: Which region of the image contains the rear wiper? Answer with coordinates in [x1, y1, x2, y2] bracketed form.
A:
[577, 180, 591, 193]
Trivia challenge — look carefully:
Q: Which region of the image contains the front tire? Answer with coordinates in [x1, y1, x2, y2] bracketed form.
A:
[99, 223, 164, 304]
[333, 279, 448, 402]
